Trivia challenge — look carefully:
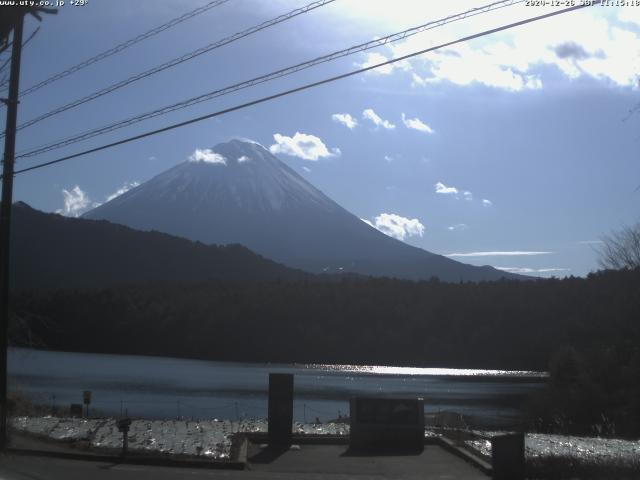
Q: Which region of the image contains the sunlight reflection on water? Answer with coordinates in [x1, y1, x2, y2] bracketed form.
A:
[305, 364, 547, 377]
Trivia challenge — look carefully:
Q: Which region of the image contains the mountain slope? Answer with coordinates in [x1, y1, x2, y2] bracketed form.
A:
[10, 202, 305, 290]
[84, 139, 518, 282]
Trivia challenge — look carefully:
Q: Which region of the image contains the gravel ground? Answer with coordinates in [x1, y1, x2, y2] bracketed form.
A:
[10, 416, 350, 459]
[13, 415, 639, 472]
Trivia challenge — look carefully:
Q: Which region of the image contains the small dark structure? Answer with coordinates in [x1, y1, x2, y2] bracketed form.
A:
[491, 432, 524, 480]
[82, 390, 91, 418]
[267, 373, 294, 447]
[349, 396, 424, 453]
[117, 418, 132, 457]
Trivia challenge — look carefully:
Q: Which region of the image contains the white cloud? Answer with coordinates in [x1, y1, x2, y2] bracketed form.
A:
[435, 183, 486, 204]
[362, 213, 425, 241]
[237, 155, 250, 163]
[446, 251, 554, 257]
[105, 181, 140, 203]
[618, 6, 640, 26]
[189, 148, 227, 165]
[401, 113, 434, 134]
[447, 223, 468, 231]
[334, 2, 483, 33]
[372, 7, 640, 91]
[355, 51, 410, 75]
[355, 52, 397, 75]
[435, 181, 458, 195]
[56, 185, 91, 217]
[496, 267, 571, 274]
[411, 72, 431, 87]
[384, 155, 394, 163]
[332, 113, 358, 129]
[302, 166, 311, 173]
[269, 132, 340, 161]
[411, 48, 544, 92]
[362, 109, 396, 130]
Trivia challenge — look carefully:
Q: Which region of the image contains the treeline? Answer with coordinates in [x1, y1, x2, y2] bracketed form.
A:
[526, 343, 640, 437]
[9, 268, 639, 370]
[10, 268, 640, 434]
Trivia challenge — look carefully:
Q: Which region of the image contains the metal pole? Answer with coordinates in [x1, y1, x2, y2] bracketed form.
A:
[122, 430, 128, 456]
[0, 11, 25, 451]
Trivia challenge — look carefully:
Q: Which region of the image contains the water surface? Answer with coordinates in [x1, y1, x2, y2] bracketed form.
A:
[9, 348, 545, 426]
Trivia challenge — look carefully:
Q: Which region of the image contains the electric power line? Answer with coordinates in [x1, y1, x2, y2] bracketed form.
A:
[0, 57, 10, 83]
[8, 3, 592, 178]
[0, 27, 40, 85]
[16, 0, 523, 159]
[0, 41, 12, 57]
[3, 0, 231, 97]
[7, 0, 336, 136]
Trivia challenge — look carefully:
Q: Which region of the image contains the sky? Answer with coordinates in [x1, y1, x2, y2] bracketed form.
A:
[3, 0, 640, 278]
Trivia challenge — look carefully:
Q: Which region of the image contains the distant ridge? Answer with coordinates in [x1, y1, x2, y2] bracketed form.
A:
[10, 202, 305, 290]
[84, 140, 520, 282]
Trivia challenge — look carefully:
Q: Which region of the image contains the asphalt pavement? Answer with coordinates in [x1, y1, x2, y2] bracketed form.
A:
[0, 444, 489, 480]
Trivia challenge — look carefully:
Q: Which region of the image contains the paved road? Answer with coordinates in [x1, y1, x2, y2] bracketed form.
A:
[0, 445, 488, 480]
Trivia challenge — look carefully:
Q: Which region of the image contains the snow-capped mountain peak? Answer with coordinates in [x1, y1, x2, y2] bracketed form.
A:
[84, 139, 517, 281]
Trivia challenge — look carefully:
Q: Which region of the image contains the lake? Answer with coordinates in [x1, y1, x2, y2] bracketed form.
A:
[8, 348, 545, 427]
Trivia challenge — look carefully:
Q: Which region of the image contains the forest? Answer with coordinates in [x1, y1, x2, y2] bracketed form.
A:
[9, 267, 640, 435]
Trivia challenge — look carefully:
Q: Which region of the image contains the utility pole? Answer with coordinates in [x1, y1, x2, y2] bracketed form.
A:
[0, 5, 56, 450]
[0, 9, 25, 451]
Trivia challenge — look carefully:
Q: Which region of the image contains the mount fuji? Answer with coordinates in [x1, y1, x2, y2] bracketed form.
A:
[84, 139, 516, 282]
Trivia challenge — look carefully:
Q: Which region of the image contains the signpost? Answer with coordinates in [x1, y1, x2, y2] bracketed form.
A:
[82, 390, 91, 418]
[117, 418, 132, 457]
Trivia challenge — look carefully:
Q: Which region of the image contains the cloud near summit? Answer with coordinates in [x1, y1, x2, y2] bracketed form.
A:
[56, 185, 91, 217]
[189, 148, 227, 165]
[269, 132, 341, 161]
[362, 213, 425, 241]
[106, 181, 140, 202]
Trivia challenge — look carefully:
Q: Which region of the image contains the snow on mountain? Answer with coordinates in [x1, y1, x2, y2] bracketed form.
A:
[84, 140, 517, 281]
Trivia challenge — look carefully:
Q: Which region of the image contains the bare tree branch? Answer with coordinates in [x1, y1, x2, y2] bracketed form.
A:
[598, 222, 640, 270]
